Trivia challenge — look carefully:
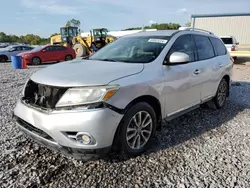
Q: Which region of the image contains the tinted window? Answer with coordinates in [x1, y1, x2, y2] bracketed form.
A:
[193, 35, 215, 60]
[54, 46, 66, 50]
[210, 37, 227, 56]
[168, 34, 195, 62]
[221, 37, 233, 44]
[15, 46, 22, 51]
[22, 46, 32, 50]
[45, 46, 55, 51]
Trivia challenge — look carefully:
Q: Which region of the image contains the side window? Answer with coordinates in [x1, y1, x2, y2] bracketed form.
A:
[168, 35, 195, 62]
[193, 35, 215, 60]
[55, 46, 66, 51]
[22, 46, 30, 51]
[210, 37, 227, 56]
[45, 46, 54, 51]
[15, 46, 22, 51]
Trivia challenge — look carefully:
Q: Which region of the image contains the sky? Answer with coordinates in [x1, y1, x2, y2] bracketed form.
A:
[1, 0, 250, 38]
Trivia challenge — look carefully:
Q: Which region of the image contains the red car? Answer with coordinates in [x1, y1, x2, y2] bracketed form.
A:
[18, 45, 76, 65]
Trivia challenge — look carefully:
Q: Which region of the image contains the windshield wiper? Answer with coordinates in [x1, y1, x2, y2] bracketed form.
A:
[92, 58, 117, 62]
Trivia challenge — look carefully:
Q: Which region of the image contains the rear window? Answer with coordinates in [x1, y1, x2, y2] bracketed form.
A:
[220, 37, 233, 44]
[193, 35, 215, 60]
[210, 37, 227, 56]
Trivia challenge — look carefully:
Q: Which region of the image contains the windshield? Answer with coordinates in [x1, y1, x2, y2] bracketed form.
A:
[30, 46, 44, 52]
[89, 36, 170, 63]
[60, 28, 68, 37]
[221, 37, 233, 44]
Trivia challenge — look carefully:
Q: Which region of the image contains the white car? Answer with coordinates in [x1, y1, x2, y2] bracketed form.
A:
[220, 36, 239, 52]
[0, 45, 34, 62]
[14, 28, 233, 159]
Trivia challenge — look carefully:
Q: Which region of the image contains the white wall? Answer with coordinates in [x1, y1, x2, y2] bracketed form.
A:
[192, 16, 250, 44]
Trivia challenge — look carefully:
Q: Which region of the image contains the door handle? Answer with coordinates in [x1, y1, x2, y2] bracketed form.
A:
[193, 69, 200, 75]
[219, 63, 223, 68]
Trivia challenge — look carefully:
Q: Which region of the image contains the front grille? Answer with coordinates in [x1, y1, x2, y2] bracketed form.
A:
[15, 116, 54, 141]
[22, 79, 67, 110]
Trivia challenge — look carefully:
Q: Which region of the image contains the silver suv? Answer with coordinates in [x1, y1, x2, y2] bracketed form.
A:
[13, 28, 233, 159]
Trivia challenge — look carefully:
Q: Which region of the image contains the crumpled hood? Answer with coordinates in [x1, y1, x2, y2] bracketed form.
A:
[30, 59, 144, 87]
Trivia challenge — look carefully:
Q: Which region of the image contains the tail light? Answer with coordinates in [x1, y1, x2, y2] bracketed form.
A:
[231, 46, 235, 51]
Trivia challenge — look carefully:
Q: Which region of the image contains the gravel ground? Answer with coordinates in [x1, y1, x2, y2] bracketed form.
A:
[0, 62, 250, 188]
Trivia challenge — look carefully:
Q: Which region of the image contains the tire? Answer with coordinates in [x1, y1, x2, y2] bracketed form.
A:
[114, 102, 157, 157]
[32, 57, 41, 65]
[207, 78, 228, 109]
[65, 55, 73, 61]
[0, 55, 8, 62]
[73, 43, 87, 57]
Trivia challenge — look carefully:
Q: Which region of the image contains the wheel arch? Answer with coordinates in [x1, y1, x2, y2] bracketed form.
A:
[0, 54, 8, 61]
[222, 74, 230, 96]
[111, 95, 162, 152]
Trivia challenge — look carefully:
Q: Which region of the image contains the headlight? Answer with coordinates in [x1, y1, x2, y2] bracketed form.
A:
[56, 85, 119, 107]
[21, 79, 29, 97]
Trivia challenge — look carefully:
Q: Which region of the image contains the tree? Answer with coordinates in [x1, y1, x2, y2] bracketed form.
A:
[185, 21, 191, 27]
[0, 31, 49, 45]
[0, 32, 8, 42]
[123, 23, 181, 31]
[66, 19, 81, 28]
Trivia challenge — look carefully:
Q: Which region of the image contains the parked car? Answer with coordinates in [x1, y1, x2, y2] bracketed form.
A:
[220, 36, 239, 60]
[220, 36, 239, 51]
[13, 28, 233, 159]
[0, 45, 34, 62]
[18, 45, 76, 65]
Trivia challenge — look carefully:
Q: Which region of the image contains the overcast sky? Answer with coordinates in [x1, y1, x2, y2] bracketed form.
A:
[1, 0, 250, 37]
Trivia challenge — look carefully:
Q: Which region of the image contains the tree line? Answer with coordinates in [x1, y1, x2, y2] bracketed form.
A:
[0, 32, 49, 45]
[0, 19, 187, 45]
[123, 23, 181, 30]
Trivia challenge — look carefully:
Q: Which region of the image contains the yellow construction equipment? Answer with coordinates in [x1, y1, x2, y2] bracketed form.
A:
[50, 26, 116, 57]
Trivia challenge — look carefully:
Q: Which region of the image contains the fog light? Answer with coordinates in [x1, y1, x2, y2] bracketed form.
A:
[76, 133, 91, 144]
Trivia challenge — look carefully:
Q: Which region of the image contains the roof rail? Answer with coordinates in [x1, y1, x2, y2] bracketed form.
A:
[180, 27, 214, 35]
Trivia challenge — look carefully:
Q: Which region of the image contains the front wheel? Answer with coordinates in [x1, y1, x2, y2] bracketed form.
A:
[115, 102, 157, 157]
[73, 43, 87, 57]
[32, 57, 41, 65]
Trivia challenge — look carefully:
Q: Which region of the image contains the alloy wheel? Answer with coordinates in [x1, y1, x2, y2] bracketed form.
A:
[217, 80, 227, 107]
[126, 111, 153, 150]
[32, 57, 40, 65]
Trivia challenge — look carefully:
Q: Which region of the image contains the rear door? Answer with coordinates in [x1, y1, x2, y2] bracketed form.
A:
[192, 34, 217, 101]
[54, 46, 67, 61]
[42, 46, 58, 62]
[209, 37, 229, 97]
[163, 34, 202, 116]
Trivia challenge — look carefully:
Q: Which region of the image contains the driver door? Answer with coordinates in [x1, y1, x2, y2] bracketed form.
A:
[163, 34, 202, 116]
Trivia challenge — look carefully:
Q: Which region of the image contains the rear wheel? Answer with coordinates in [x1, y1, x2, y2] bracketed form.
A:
[73, 43, 87, 57]
[0, 55, 7, 62]
[32, 57, 41, 65]
[114, 102, 157, 157]
[65, 55, 73, 61]
[207, 78, 228, 109]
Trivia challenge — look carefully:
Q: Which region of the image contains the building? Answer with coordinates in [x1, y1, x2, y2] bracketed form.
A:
[191, 13, 250, 44]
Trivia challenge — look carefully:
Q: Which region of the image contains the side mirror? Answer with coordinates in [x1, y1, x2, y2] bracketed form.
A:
[165, 52, 189, 65]
[9, 49, 14, 52]
[41, 49, 46, 52]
